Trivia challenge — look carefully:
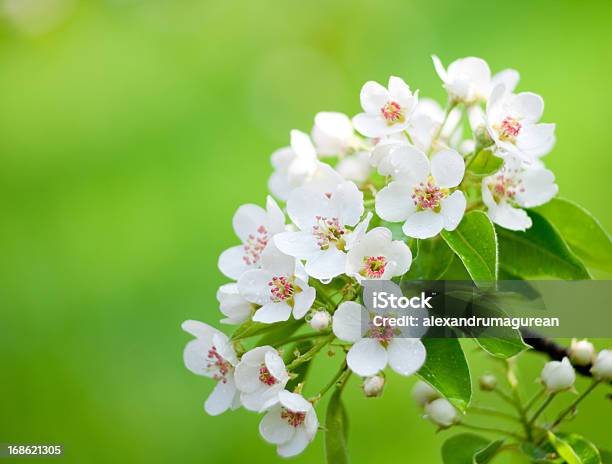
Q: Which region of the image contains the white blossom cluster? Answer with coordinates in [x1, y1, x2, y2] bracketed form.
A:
[182, 55, 563, 457]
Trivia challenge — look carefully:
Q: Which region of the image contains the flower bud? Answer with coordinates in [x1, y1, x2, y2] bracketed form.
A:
[591, 349, 612, 380]
[541, 357, 575, 393]
[363, 375, 385, 397]
[309, 310, 331, 331]
[412, 380, 440, 407]
[424, 398, 458, 428]
[570, 339, 596, 366]
[479, 374, 497, 391]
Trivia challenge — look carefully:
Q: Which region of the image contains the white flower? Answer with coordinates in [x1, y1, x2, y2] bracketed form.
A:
[274, 181, 370, 281]
[218, 196, 286, 280]
[432, 55, 491, 104]
[217, 283, 254, 325]
[312, 111, 360, 156]
[591, 349, 612, 380]
[336, 150, 373, 183]
[425, 398, 459, 428]
[482, 161, 558, 231]
[491, 68, 520, 95]
[541, 357, 576, 393]
[332, 301, 426, 377]
[238, 242, 315, 323]
[268, 129, 344, 201]
[346, 227, 412, 281]
[375, 148, 466, 239]
[259, 390, 318, 457]
[182, 320, 240, 416]
[363, 375, 385, 397]
[309, 310, 331, 331]
[352, 76, 418, 137]
[569, 339, 596, 366]
[234, 346, 289, 412]
[486, 84, 556, 162]
[412, 380, 441, 407]
[408, 97, 462, 153]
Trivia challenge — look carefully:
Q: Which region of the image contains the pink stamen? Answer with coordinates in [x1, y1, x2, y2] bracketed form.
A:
[412, 179, 447, 211]
[381, 101, 404, 124]
[243, 225, 269, 266]
[500, 116, 521, 139]
[490, 171, 525, 202]
[312, 216, 347, 249]
[207, 346, 231, 383]
[281, 408, 306, 428]
[368, 319, 395, 344]
[362, 255, 387, 278]
[268, 276, 295, 302]
[258, 365, 278, 386]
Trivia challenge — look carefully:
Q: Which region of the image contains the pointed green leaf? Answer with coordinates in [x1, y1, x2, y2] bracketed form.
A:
[325, 389, 350, 464]
[442, 434, 502, 464]
[547, 432, 582, 464]
[474, 439, 505, 463]
[467, 149, 503, 177]
[441, 211, 498, 286]
[403, 237, 454, 281]
[417, 338, 471, 412]
[497, 210, 590, 280]
[558, 434, 602, 464]
[532, 198, 612, 272]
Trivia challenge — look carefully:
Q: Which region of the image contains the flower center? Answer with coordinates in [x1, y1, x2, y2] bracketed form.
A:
[243, 225, 269, 266]
[361, 255, 388, 278]
[380, 101, 405, 125]
[281, 408, 306, 428]
[258, 365, 278, 386]
[499, 116, 522, 141]
[412, 177, 448, 212]
[312, 216, 347, 250]
[368, 318, 396, 347]
[207, 346, 231, 383]
[488, 172, 525, 204]
[268, 276, 295, 302]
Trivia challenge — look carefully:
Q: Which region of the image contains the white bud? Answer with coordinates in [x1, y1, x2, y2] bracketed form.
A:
[479, 374, 497, 391]
[570, 339, 596, 366]
[363, 375, 385, 397]
[424, 398, 458, 428]
[412, 380, 440, 407]
[309, 310, 331, 331]
[541, 357, 576, 393]
[591, 349, 612, 380]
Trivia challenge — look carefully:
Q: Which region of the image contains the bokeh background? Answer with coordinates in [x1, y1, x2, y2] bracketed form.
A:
[1, 0, 611, 462]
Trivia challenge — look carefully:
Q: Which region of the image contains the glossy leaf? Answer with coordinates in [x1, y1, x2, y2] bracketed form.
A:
[403, 237, 454, 281]
[325, 388, 350, 464]
[467, 149, 503, 177]
[497, 211, 590, 280]
[533, 198, 612, 273]
[442, 434, 502, 464]
[417, 338, 471, 412]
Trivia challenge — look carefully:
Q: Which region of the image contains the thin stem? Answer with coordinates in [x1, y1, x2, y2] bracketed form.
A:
[276, 332, 330, 347]
[309, 280, 336, 309]
[310, 360, 349, 402]
[550, 380, 601, 429]
[469, 406, 521, 422]
[286, 334, 334, 371]
[493, 388, 517, 408]
[458, 422, 524, 441]
[528, 393, 556, 426]
[428, 101, 457, 155]
[524, 387, 546, 414]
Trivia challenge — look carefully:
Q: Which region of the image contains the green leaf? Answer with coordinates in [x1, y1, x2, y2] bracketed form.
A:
[497, 210, 591, 280]
[547, 432, 582, 464]
[441, 211, 498, 286]
[532, 198, 612, 273]
[417, 338, 471, 412]
[521, 442, 562, 463]
[285, 340, 314, 391]
[558, 434, 602, 464]
[599, 449, 612, 464]
[467, 149, 503, 177]
[325, 389, 350, 464]
[441, 434, 502, 464]
[403, 237, 454, 280]
[256, 319, 302, 346]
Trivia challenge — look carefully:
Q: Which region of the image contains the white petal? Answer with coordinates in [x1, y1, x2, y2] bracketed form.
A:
[336, 152, 372, 183]
[265, 351, 288, 382]
[431, 55, 448, 82]
[375, 182, 415, 222]
[183, 339, 214, 376]
[287, 187, 333, 230]
[312, 111, 353, 155]
[238, 269, 274, 305]
[233, 204, 267, 243]
[431, 149, 465, 188]
[510, 92, 544, 122]
[212, 334, 237, 365]
[277, 428, 310, 458]
[388, 76, 414, 109]
[440, 191, 467, 231]
[344, 212, 372, 251]
[268, 170, 292, 202]
[516, 168, 558, 207]
[305, 248, 346, 281]
[234, 362, 262, 393]
[204, 377, 237, 416]
[253, 301, 292, 323]
[271, 147, 295, 170]
[242, 386, 282, 413]
[516, 123, 556, 158]
[487, 202, 532, 231]
[386, 241, 413, 276]
[274, 232, 320, 260]
[292, 282, 315, 319]
[402, 210, 445, 239]
[182, 319, 218, 341]
[352, 113, 393, 138]
[261, 241, 295, 276]
[218, 245, 253, 280]
[491, 68, 520, 94]
[265, 196, 285, 234]
[217, 283, 252, 325]
[290, 129, 317, 159]
[387, 338, 427, 376]
[332, 301, 367, 342]
[329, 181, 364, 227]
[360, 80, 389, 113]
[260, 408, 295, 445]
[381, 145, 430, 182]
[279, 390, 312, 412]
[347, 338, 388, 376]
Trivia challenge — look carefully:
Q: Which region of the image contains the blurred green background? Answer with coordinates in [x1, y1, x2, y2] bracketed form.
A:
[1, 0, 611, 462]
